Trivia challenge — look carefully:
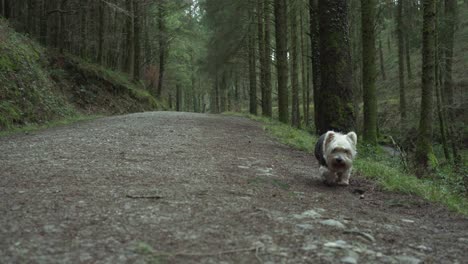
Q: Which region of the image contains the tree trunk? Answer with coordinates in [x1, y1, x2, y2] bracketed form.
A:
[404, 34, 412, 80]
[274, 0, 288, 123]
[415, 0, 436, 172]
[57, 0, 67, 54]
[257, 0, 266, 115]
[176, 84, 182, 112]
[443, 0, 460, 164]
[361, 0, 378, 144]
[397, 0, 407, 124]
[79, 1, 88, 58]
[263, 0, 272, 117]
[309, 0, 321, 134]
[317, 0, 355, 134]
[157, 0, 166, 97]
[124, 0, 134, 75]
[378, 37, 386, 80]
[290, 2, 300, 128]
[97, 1, 104, 65]
[249, 7, 257, 115]
[39, 0, 47, 45]
[300, 6, 308, 127]
[133, 0, 141, 81]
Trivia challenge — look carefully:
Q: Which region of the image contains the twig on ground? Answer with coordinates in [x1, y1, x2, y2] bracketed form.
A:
[154, 246, 260, 257]
[126, 194, 162, 199]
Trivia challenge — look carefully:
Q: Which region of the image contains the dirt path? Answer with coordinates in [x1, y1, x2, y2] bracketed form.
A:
[1, 112, 467, 263]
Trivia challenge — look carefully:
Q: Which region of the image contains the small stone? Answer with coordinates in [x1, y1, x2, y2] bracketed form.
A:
[296, 224, 314, 230]
[360, 194, 365, 199]
[394, 255, 422, 264]
[341, 256, 357, 264]
[401, 219, 415, 223]
[344, 229, 375, 243]
[320, 219, 346, 229]
[302, 243, 318, 251]
[238, 166, 249, 169]
[415, 245, 432, 252]
[293, 209, 322, 220]
[324, 240, 348, 249]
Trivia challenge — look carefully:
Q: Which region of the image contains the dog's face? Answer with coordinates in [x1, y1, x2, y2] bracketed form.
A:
[323, 131, 357, 172]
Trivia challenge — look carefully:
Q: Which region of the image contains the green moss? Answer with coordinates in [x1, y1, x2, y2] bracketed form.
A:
[0, 115, 101, 137]
[0, 55, 15, 71]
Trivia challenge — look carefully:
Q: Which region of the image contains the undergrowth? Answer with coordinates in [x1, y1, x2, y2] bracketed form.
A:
[0, 114, 101, 137]
[0, 18, 165, 133]
[225, 112, 468, 215]
[0, 19, 75, 130]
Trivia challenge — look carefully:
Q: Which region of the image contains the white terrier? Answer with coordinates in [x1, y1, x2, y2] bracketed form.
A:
[314, 131, 357, 186]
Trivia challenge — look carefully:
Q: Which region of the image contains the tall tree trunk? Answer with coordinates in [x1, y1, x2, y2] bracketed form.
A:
[415, 0, 436, 172]
[263, 0, 272, 117]
[436, 74, 450, 161]
[404, 1, 413, 80]
[257, 0, 266, 116]
[397, 0, 406, 124]
[176, 84, 182, 112]
[157, 0, 166, 97]
[361, 0, 378, 144]
[0, 0, 4, 17]
[290, 2, 300, 128]
[249, 7, 258, 115]
[306, 36, 311, 129]
[133, 0, 141, 81]
[79, 1, 88, 58]
[274, 0, 289, 123]
[317, 0, 355, 134]
[39, 0, 47, 45]
[443, 0, 460, 164]
[378, 37, 386, 80]
[215, 74, 220, 113]
[300, 7, 308, 127]
[27, 0, 35, 37]
[124, 0, 134, 74]
[57, 0, 67, 54]
[220, 72, 227, 112]
[434, 1, 450, 161]
[97, 1, 104, 65]
[309, 0, 321, 134]
[404, 33, 412, 79]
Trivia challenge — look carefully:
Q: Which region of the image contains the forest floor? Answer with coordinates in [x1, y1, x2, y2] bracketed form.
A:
[1, 112, 467, 264]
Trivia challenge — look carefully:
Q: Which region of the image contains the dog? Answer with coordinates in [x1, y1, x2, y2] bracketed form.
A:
[314, 131, 357, 186]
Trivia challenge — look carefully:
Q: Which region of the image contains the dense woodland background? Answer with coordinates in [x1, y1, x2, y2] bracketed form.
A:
[0, 1, 466, 184]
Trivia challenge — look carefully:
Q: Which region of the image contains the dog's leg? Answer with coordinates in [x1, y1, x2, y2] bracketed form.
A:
[320, 166, 337, 185]
[337, 169, 351, 186]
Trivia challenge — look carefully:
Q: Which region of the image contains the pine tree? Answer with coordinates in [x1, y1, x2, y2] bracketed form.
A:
[361, 0, 377, 144]
[415, 0, 436, 172]
[274, 0, 289, 123]
[317, 0, 355, 134]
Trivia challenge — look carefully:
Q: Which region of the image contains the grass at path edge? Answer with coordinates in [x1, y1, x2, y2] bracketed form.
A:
[0, 115, 102, 137]
[225, 112, 468, 215]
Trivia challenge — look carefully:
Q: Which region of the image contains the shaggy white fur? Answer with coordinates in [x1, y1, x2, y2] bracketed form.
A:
[316, 131, 357, 186]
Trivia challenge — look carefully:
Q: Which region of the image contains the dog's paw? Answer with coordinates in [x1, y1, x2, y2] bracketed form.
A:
[323, 179, 335, 186]
[337, 180, 349, 186]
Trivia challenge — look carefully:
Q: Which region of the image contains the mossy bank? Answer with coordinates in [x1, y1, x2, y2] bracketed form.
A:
[0, 19, 165, 132]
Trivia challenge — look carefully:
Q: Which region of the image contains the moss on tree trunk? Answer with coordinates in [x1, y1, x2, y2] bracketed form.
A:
[415, 0, 436, 172]
[361, 0, 377, 144]
[317, 0, 355, 134]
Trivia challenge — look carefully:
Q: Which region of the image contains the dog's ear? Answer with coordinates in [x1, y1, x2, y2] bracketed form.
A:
[346, 132, 357, 146]
[324, 131, 335, 150]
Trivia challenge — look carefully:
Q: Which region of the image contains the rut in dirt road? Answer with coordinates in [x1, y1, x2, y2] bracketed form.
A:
[1, 112, 467, 263]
